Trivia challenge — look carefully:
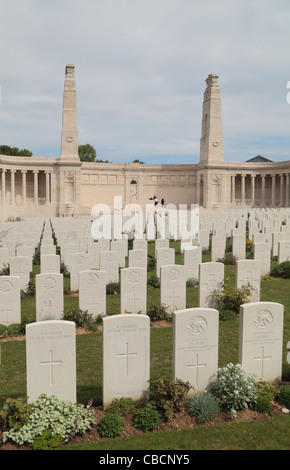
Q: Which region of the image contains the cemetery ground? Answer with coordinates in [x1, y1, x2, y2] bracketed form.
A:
[0, 241, 290, 450]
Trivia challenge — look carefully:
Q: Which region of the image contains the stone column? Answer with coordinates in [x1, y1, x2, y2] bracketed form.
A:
[33, 170, 39, 205]
[251, 174, 256, 206]
[279, 174, 284, 207]
[241, 174, 246, 205]
[231, 174, 236, 204]
[10, 169, 16, 205]
[21, 170, 27, 205]
[1, 169, 6, 205]
[271, 174, 276, 207]
[286, 174, 289, 207]
[45, 171, 50, 204]
[261, 174, 266, 207]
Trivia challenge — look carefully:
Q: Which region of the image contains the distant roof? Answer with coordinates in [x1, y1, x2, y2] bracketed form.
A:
[246, 155, 273, 163]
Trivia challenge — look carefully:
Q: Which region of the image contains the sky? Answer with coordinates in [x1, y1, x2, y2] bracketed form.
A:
[0, 0, 290, 164]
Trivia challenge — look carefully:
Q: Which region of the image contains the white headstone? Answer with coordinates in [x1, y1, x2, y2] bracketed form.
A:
[160, 264, 187, 312]
[232, 234, 246, 260]
[40, 254, 60, 274]
[278, 240, 290, 264]
[70, 253, 90, 291]
[198, 262, 224, 308]
[239, 302, 284, 382]
[211, 235, 226, 262]
[102, 314, 150, 409]
[253, 242, 271, 276]
[79, 270, 106, 317]
[120, 267, 147, 314]
[236, 259, 260, 302]
[173, 307, 219, 395]
[9, 256, 31, 291]
[26, 320, 76, 403]
[0, 276, 21, 326]
[156, 247, 175, 277]
[183, 246, 202, 280]
[128, 249, 147, 270]
[99, 251, 119, 284]
[0, 247, 10, 271]
[36, 273, 64, 321]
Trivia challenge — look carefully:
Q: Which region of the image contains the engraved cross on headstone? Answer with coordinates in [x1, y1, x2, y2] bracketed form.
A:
[187, 353, 206, 386]
[129, 292, 140, 310]
[253, 346, 272, 377]
[41, 349, 62, 386]
[0, 304, 13, 323]
[117, 342, 137, 377]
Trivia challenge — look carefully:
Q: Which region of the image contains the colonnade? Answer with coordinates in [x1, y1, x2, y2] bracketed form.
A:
[0, 168, 51, 205]
[231, 173, 290, 207]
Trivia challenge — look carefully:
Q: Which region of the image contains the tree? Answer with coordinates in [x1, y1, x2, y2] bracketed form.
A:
[0, 145, 32, 156]
[78, 144, 97, 162]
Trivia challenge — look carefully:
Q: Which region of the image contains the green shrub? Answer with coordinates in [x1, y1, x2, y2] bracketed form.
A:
[147, 304, 172, 323]
[62, 309, 96, 329]
[0, 397, 31, 432]
[254, 395, 273, 414]
[210, 363, 257, 419]
[217, 253, 237, 265]
[188, 392, 220, 424]
[147, 257, 156, 271]
[33, 249, 40, 266]
[106, 282, 120, 294]
[60, 262, 70, 278]
[3, 395, 95, 446]
[106, 397, 138, 416]
[147, 273, 160, 288]
[1, 263, 10, 275]
[97, 413, 125, 438]
[148, 378, 193, 420]
[133, 407, 164, 432]
[21, 278, 36, 297]
[276, 385, 290, 408]
[6, 323, 26, 337]
[32, 428, 63, 450]
[186, 277, 198, 287]
[219, 309, 237, 321]
[212, 276, 253, 313]
[270, 261, 290, 278]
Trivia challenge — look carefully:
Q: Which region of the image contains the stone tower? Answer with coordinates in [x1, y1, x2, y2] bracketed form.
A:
[60, 64, 79, 161]
[199, 74, 223, 165]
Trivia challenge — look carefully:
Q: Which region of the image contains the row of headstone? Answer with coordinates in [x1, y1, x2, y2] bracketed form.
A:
[25, 300, 284, 406]
[0, 257, 263, 326]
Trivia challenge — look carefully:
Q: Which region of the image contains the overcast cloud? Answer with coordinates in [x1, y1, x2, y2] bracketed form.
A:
[0, 0, 290, 164]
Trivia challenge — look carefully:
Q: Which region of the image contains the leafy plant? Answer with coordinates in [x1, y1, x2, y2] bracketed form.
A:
[0, 397, 31, 431]
[31, 428, 63, 450]
[276, 385, 290, 408]
[212, 276, 253, 313]
[219, 309, 237, 321]
[217, 253, 238, 265]
[147, 304, 172, 323]
[147, 257, 156, 272]
[188, 392, 220, 424]
[97, 413, 125, 438]
[133, 407, 164, 432]
[148, 378, 193, 420]
[60, 262, 70, 278]
[106, 397, 138, 416]
[3, 394, 95, 446]
[210, 363, 257, 419]
[147, 273, 160, 288]
[62, 309, 96, 329]
[186, 277, 198, 287]
[270, 261, 290, 279]
[106, 282, 120, 294]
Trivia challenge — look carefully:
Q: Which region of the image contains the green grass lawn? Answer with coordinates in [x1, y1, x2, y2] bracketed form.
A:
[1, 242, 290, 450]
